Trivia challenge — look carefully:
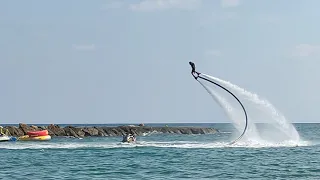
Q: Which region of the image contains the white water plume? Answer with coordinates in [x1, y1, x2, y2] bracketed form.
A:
[198, 80, 260, 142]
[199, 73, 300, 143]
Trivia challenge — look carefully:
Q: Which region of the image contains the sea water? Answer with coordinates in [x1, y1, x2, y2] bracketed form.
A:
[0, 123, 319, 180]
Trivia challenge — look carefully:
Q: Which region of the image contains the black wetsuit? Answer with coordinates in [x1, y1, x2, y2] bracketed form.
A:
[189, 62, 196, 73]
[189, 61, 200, 79]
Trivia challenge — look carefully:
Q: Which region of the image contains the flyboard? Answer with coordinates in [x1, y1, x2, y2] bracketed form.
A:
[188, 62, 248, 145]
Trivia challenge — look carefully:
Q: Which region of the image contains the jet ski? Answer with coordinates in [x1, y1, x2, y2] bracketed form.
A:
[122, 133, 136, 143]
[0, 135, 10, 142]
[0, 134, 17, 142]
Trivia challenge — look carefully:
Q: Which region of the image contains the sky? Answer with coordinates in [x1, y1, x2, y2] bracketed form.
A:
[1, 0, 320, 124]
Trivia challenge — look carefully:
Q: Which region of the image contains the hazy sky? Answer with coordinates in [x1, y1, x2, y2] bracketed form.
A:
[1, 0, 320, 124]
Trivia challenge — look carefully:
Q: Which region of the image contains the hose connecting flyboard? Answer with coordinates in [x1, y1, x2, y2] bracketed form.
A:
[188, 62, 248, 145]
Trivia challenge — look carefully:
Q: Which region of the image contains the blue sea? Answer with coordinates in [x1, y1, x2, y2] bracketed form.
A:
[0, 123, 319, 180]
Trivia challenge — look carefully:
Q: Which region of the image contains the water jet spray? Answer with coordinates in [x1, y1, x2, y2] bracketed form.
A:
[188, 62, 248, 144]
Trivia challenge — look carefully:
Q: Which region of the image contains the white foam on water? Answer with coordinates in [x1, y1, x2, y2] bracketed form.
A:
[142, 130, 158, 136]
[0, 140, 313, 150]
[0, 142, 132, 150]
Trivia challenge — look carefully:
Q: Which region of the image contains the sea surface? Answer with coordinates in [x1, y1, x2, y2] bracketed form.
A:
[0, 123, 320, 180]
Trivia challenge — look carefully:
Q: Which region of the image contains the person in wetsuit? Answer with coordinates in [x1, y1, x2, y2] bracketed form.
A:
[189, 61, 195, 73]
[189, 61, 200, 79]
[129, 129, 136, 139]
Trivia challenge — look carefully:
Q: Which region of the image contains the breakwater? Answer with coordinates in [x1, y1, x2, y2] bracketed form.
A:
[1, 123, 218, 138]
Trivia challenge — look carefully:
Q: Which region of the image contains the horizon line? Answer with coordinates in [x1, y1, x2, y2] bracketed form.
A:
[1, 122, 319, 125]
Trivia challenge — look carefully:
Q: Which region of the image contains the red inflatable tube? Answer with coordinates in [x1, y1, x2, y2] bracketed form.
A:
[27, 130, 49, 137]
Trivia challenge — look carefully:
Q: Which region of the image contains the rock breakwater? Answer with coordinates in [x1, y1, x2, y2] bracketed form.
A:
[1, 123, 218, 138]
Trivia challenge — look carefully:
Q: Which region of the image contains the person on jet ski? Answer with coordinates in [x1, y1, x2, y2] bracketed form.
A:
[122, 132, 129, 142]
[122, 130, 135, 142]
[129, 129, 135, 138]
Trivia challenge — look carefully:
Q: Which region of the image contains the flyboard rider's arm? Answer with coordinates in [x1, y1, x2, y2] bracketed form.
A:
[189, 61, 200, 79]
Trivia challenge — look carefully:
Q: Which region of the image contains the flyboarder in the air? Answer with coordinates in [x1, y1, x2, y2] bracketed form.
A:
[189, 61, 200, 79]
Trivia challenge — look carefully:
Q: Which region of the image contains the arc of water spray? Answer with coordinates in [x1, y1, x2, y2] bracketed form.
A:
[188, 62, 248, 145]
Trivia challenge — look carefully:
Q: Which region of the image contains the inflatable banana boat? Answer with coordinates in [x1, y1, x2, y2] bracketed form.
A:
[18, 130, 51, 141]
[18, 135, 51, 141]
